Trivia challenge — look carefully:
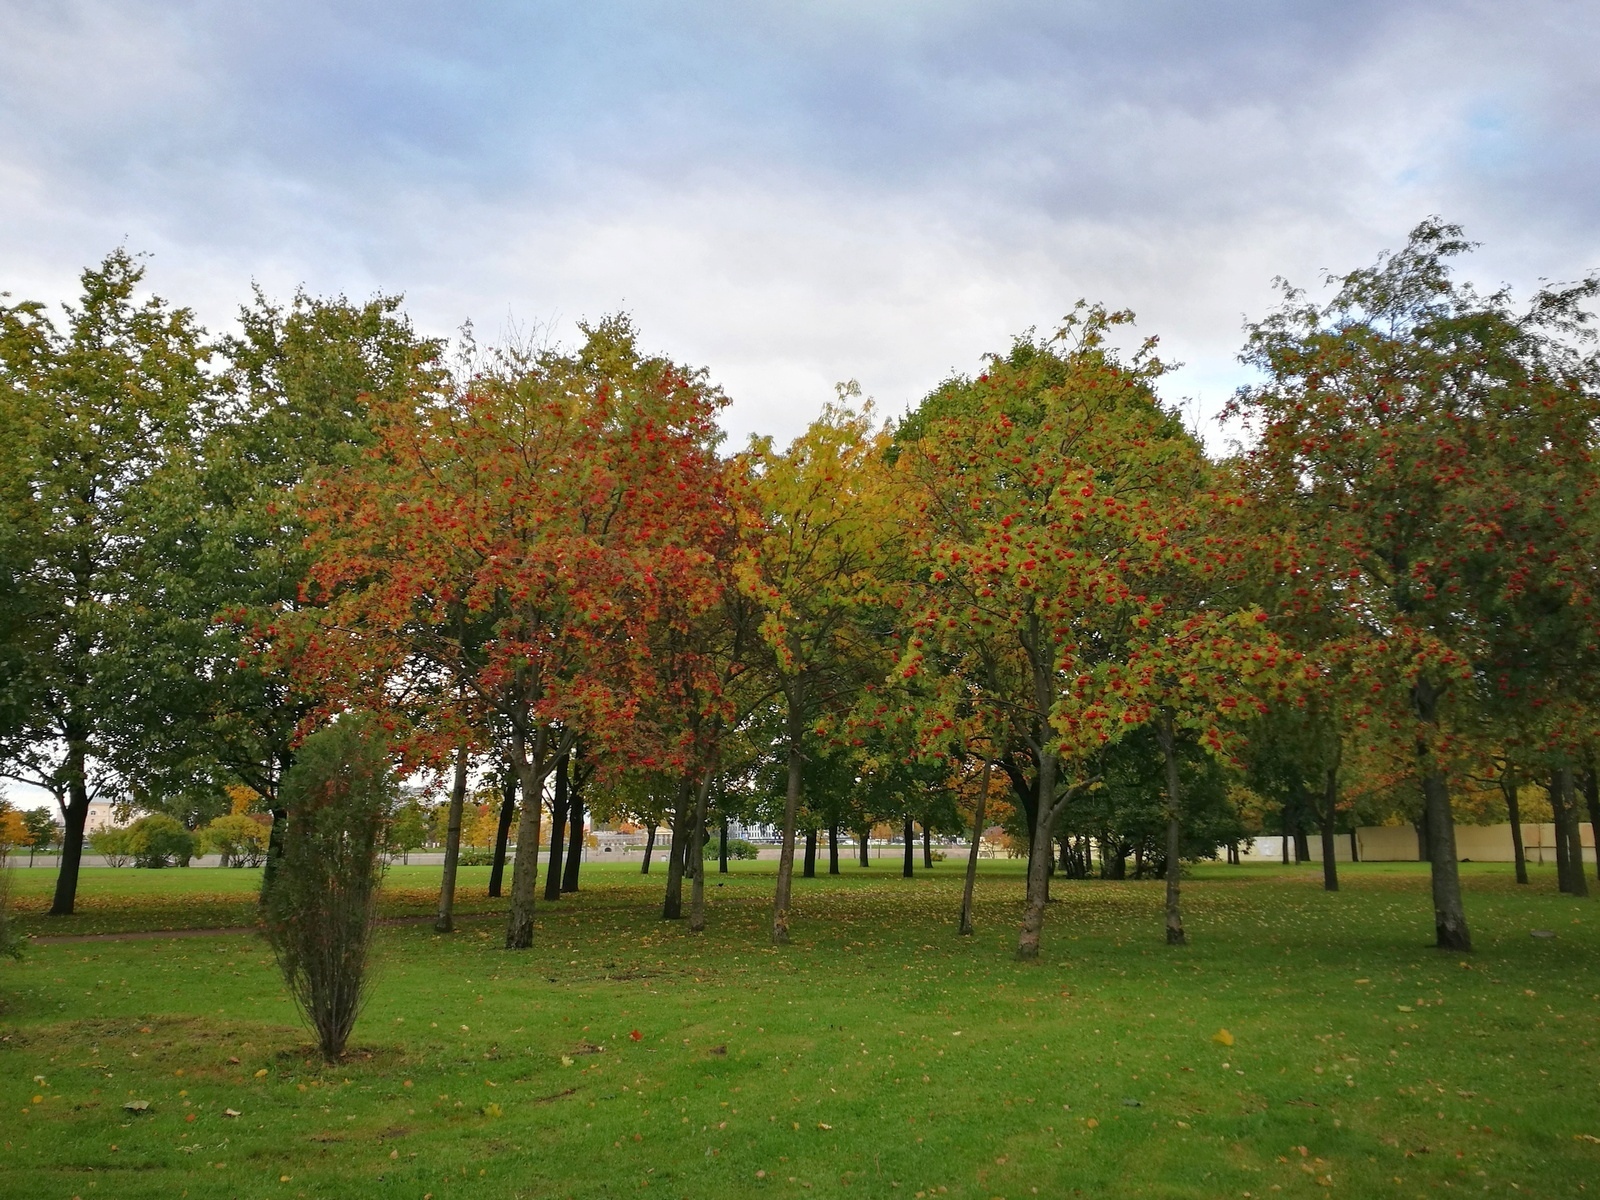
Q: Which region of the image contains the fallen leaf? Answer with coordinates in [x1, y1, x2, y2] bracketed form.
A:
[1212, 1029, 1235, 1047]
[254, 1069, 268, 1078]
[123, 1100, 149, 1113]
[223, 1109, 240, 1118]
[1086, 1118, 1099, 1129]
[817, 1123, 832, 1131]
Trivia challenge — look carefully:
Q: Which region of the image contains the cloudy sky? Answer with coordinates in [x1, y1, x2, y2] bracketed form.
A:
[2, 0, 1597, 449]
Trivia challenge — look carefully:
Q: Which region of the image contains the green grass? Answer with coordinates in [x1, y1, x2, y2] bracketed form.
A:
[1, 859, 1597, 1198]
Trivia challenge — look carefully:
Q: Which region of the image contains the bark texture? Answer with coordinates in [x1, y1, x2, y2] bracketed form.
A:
[434, 743, 469, 932]
[959, 760, 992, 936]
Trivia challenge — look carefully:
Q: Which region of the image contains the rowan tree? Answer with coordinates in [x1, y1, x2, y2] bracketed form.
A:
[302, 316, 727, 949]
[893, 308, 1269, 956]
[1234, 219, 1600, 949]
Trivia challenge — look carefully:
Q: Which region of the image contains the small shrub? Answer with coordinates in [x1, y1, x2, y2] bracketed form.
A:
[457, 846, 496, 867]
[264, 714, 396, 1061]
[127, 814, 195, 868]
[199, 813, 271, 867]
[704, 837, 760, 861]
[89, 826, 134, 868]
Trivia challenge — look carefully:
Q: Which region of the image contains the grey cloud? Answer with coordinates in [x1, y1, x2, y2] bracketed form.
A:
[0, 0, 1596, 448]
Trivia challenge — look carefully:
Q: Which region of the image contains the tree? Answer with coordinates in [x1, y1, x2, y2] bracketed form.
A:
[124, 290, 448, 893]
[0, 251, 209, 914]
[126, 814, 195, 868]
[1234, 219, 1600, 949]
[20, 807, 59, 866]
[302, 317, 728, 949]
[737, 397, 897, 945]
[263, 714, 395, 1061]
[893, 309, 1253, 957]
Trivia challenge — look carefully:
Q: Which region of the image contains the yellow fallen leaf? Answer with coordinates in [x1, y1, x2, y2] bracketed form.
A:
[1397, 1005, 1413, 1013]
[560, 1056, 574, 1068]
[817, 1123, 832, 1130]
[1086, 1118, 1099, 1129]
[254, 1069, 267, 1078]
[1212, 1029, 1235, 1047]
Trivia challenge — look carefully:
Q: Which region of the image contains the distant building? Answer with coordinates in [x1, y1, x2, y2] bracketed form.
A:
[84, 800, 119, 833]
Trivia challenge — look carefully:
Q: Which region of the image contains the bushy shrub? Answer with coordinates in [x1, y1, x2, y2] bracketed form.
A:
[127, 814, 195, 868]
[704, 837, 760, 861]
[200, 813, 271, 867]
[89, 826, 134, 867]
[264, 715, 396, 1061]
[457, 846, 496, 867]
[0, 868, 20, 961]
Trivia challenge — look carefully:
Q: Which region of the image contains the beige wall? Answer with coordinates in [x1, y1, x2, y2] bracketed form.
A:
[1355, 823, 1595, 864]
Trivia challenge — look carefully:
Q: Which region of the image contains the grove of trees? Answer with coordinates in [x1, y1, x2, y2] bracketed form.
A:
[3, 221, 1597, 958]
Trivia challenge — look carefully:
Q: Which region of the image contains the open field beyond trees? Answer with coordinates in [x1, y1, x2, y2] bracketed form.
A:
[3, 861, 1597, 1199]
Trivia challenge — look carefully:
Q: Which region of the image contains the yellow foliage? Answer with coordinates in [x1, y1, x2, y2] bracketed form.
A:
[226, 784, 261, 815]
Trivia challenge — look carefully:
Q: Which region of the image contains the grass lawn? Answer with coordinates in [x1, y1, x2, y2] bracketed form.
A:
[1, 858, 1597, 1199]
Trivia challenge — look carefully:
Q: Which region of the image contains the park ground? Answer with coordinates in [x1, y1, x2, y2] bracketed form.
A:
[1, 859, 1597, 1199]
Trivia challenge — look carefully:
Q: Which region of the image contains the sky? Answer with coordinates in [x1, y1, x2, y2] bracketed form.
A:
[3, 0, 1597, 455]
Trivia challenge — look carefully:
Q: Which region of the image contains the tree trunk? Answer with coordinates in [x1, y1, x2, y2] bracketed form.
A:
[772, 678, 804, 946]
[261, 806, 287, 903]
[1319, 764, 1340, 893]
[663, 777, 693, 919]
[1110, 847, 1127, 878]
[923, 824, 933, 869]
[1287, 777, 1311, 863]
[858, 829, 870, 867]
[504, 723, 552, 950]
[688, 765, 717, 932]
[803, 828, 817, 878]
[561, 759, 584, 892]
[50, 732, 92, 917]
[1155, 710, 1187, 946]
[718, 815, 729, 873]
[828, 824, 840, 874]
[1412, 677, 1471, 951]
[544, 752, 569, 902]
[1016, 740, 1058, 960]
[1552, 766, 1588, 897]
[641, 824, 657, 874]
[960, 760, 992, 936]
[1501, 768, 1528, 886]
[1348, 831, 1358, 863]
[902, 818, 915, 878]
[488, 769, 516, 897]
[1280, 806, 1290, 865]
[1583, 767, 1600, 884]
[435, 743, 470, 932]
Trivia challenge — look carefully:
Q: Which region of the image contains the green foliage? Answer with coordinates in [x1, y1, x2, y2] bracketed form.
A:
[198, 813, 271, 867]
[264, 714, 397, 1060]
[88, 826, 134, 868]
[0, 251, 210, 910]
[20, 808, 58, 853]
[126, 814, 196, 869]
[705, 837, 760, 861]
[0, 867, 19, 960]
[387, 801, 430, 860]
